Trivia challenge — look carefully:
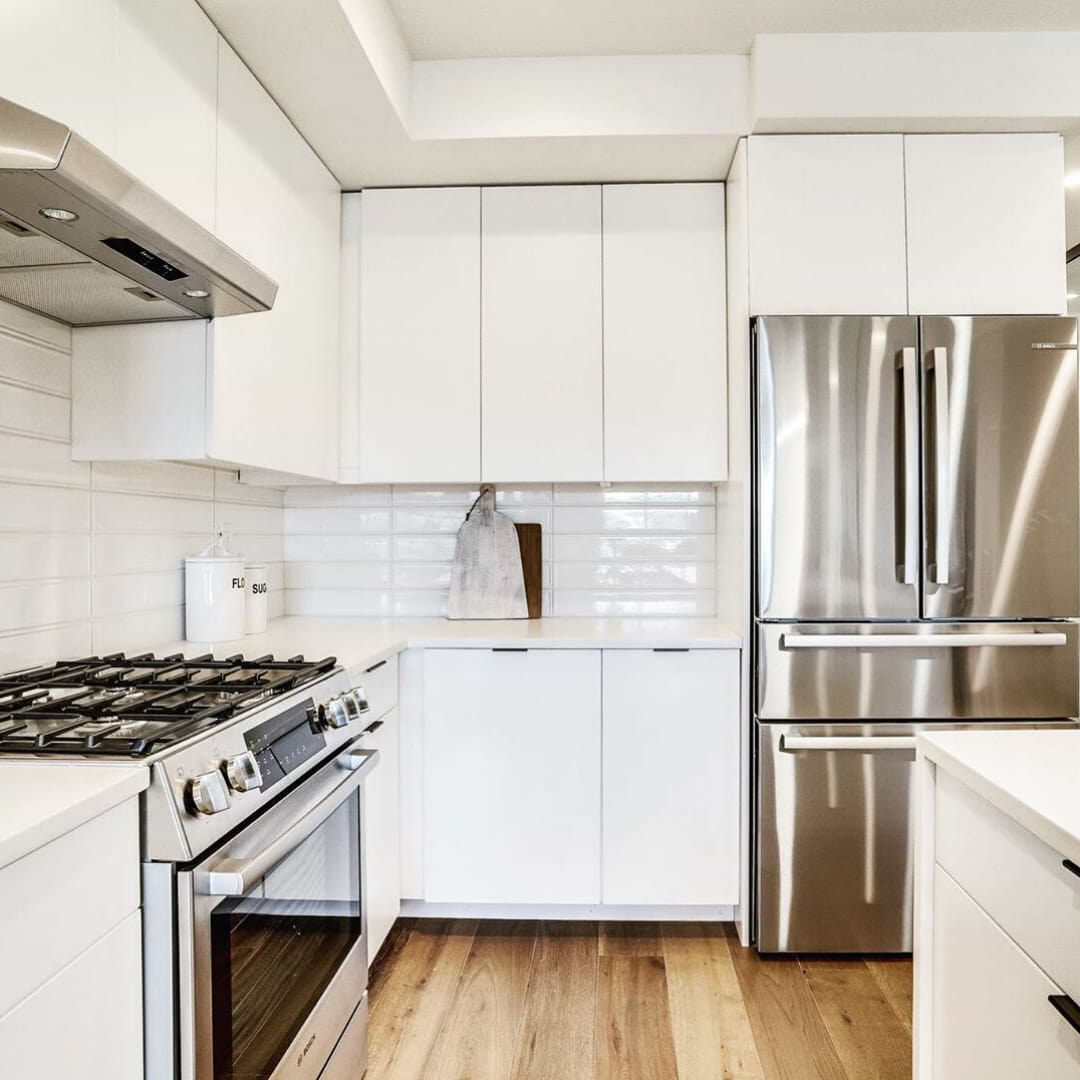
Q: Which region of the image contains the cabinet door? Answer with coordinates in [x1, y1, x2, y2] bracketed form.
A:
[602, 650, 740, 905]
[602, 184, 728, 481]
[423, 649, 601, 903]
[212, 41, 341, 480]
[481, 186, 603, 481]
[351, 188, 480, 483]
[747, 135, 908, 315]
[362, 707, 401, 964]
[905, 134, 1066, 315]
[933, 865, 1080, 1078]
[116, 0, 218, 231]
[0, 911, 143, 1080]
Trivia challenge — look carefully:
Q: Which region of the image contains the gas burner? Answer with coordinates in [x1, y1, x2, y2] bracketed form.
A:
[0, 651, 337, 759]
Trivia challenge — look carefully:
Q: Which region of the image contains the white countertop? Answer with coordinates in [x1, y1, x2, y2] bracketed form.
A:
[161, 615, 741, 675]
[918, 729, 1080, 865]
[0, 763, 148, 871]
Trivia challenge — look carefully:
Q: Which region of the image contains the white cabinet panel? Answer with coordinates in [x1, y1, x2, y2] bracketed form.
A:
[481, 186, 603, 481]
[602, 650, 739, 905]
[212, 40, 341, 480]
[747, 135, 908, 315]
[351, 188, 480, 483]
[423, 649, 601, 903]
[0, 801, 139, 1017]
[362, 706, 401, 964]
[0, 0, 118, 156]
[932, 865, 1080, 1079]
[116, 0, 218, 231]
[0, 910, 143, 1080]
[905, 134, 1066, 315]
[602, 184, 728, 481]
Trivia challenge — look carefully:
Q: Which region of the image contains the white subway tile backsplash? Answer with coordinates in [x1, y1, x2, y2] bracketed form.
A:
[214, 470, 287, 507]
[94, 490, 215, 535]
[283, 481, 723, 618]
[0, 482, 90, 533]
[92, 533, 206, 576]
[0, 622, 91, 673]
[0, 534, 90, 583]
[0, 579, 91, 632]
[91, 460, 215, 500]
[0, 324, 70, 394]
[0, 431, 90, 488]
[216, 500, 285, 536]
[92, 606, 186, 657]
[0, 381, 70, 441]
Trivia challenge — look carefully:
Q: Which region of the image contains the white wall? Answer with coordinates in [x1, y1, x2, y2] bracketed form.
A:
[0, 300, 284, 672]
[284, 482, 727, 617]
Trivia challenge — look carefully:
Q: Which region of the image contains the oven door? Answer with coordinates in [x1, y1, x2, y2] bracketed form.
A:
[177, 743, 378, 1080]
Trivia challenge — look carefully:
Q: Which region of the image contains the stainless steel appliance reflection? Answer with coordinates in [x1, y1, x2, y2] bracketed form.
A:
[753, 315, 1080, 953]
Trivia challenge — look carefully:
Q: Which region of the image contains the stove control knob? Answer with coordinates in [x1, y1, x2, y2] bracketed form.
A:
[223, 751, 262, 794]
[188, 770, 230, 816]
[346, 686, 370, 717]
[322, 695, 350, 730]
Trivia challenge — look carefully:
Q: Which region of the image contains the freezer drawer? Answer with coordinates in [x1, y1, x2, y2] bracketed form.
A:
[757, 621, 1079, 720]
[921, 316, 1079, 619]
[755, 315, 920, 621]
[757, 722, 919, 952]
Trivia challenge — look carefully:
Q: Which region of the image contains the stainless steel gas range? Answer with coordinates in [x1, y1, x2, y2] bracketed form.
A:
[0, 652, 380, 1080]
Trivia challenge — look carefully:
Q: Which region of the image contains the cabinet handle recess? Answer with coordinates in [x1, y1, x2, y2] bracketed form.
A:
[1063, 858, 1080, 881]
[492, 648, 528, 653]
[364, 659, 387, 674]
[1049, 994, 1080, 1037]
[361, 719, 384, 736]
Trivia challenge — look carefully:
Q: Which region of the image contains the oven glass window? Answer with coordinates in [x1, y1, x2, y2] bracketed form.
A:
[210, 793, 363, 1079]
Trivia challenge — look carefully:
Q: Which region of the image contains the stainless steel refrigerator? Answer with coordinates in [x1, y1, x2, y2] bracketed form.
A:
[753, 315, 1080, 953]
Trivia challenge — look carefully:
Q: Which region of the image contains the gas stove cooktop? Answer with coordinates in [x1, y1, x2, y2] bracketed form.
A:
[0, 652, 338, 759]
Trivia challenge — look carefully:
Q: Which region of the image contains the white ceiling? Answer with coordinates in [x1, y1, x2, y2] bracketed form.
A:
[387, 0, 1080, 59]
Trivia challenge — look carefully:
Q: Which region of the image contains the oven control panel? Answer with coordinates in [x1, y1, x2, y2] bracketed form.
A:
[243, 696, 327, 792]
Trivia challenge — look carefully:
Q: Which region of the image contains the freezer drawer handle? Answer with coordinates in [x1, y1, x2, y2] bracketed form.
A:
[1048, 995, 1080, 1038]
[780, 734, 917, 752]
[779, 631, 1068, 649]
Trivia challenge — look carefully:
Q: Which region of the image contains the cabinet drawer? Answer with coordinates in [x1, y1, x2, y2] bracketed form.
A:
[933, 865, 1080, 1079]
[936, 771, 1080, 1004]
[0, 909, 143, 1078]
[354, 654, 398, 722]
[0, 800, 139, 1016]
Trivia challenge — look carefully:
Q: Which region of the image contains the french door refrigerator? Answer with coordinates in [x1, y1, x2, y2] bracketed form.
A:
[753, 315, 1080, 952]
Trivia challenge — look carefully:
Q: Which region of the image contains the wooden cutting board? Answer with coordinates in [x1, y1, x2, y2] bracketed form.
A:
[515, 523, 542, 619]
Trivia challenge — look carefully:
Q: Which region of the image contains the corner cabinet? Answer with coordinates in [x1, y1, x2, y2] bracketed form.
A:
[337, 182, 729, 484]
[71, 40, 342, 481]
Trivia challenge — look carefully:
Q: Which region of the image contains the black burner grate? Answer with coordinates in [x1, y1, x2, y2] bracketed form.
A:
[0, 652, 337, 758]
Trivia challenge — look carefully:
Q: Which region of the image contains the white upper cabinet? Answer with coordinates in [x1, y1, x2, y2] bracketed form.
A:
[481, 185, 603, 482]
[0, 0, 119, 156]
[115, 0, 219, 232]
[747, 135, 909, 315]
[904, 134, 1066, 315]
[72, 39, 342, 480]
[602, 184, 728, 481]
[346, 188, 481, 483]
[211, 41, 340, 480]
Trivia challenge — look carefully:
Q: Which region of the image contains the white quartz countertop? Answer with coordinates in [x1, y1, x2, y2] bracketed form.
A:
[918, 729, 1080, 865]
[0, 763, 148, 871]
[159, 615, 741, 675]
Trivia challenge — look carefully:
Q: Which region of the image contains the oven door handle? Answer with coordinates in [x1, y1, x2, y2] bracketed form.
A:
[197, 747, 379, 897]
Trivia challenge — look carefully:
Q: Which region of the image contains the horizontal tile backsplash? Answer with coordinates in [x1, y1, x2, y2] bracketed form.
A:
[284, 483, 719, 617]
[0, 299, 285, 672]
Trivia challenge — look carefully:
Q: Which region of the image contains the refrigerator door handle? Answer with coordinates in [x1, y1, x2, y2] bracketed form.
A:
[780, 734, 917, 752]
[779, 631, 1069, 649]
[928, 345, 951, 585]
[898, 347, 919, 585]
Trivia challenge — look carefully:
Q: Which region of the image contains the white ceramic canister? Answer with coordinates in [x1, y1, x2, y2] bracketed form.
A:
[185, 553, 245, 642]
[244, 562, 268, 635]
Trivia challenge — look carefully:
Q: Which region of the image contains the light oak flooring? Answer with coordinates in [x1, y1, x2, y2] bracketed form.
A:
[366, 920, 913, 1080]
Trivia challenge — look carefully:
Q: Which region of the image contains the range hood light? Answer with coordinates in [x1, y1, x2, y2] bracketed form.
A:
[39, 206, 78, 222]
[182, 288, 210, 298]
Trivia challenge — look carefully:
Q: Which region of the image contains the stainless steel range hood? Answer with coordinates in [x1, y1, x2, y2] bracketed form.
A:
[0, 96, 277, 326]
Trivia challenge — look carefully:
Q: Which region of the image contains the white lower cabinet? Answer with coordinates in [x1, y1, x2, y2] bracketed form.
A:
[601, 650, 740, 905]
[0, 910, 143, 1080]
[932, 865, 1080, 1078]
[423, 649, 602, 904]
[362, 705, 401, 964]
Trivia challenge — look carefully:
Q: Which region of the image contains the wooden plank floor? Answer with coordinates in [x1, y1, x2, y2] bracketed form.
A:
[366, 920, 912, 1080]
